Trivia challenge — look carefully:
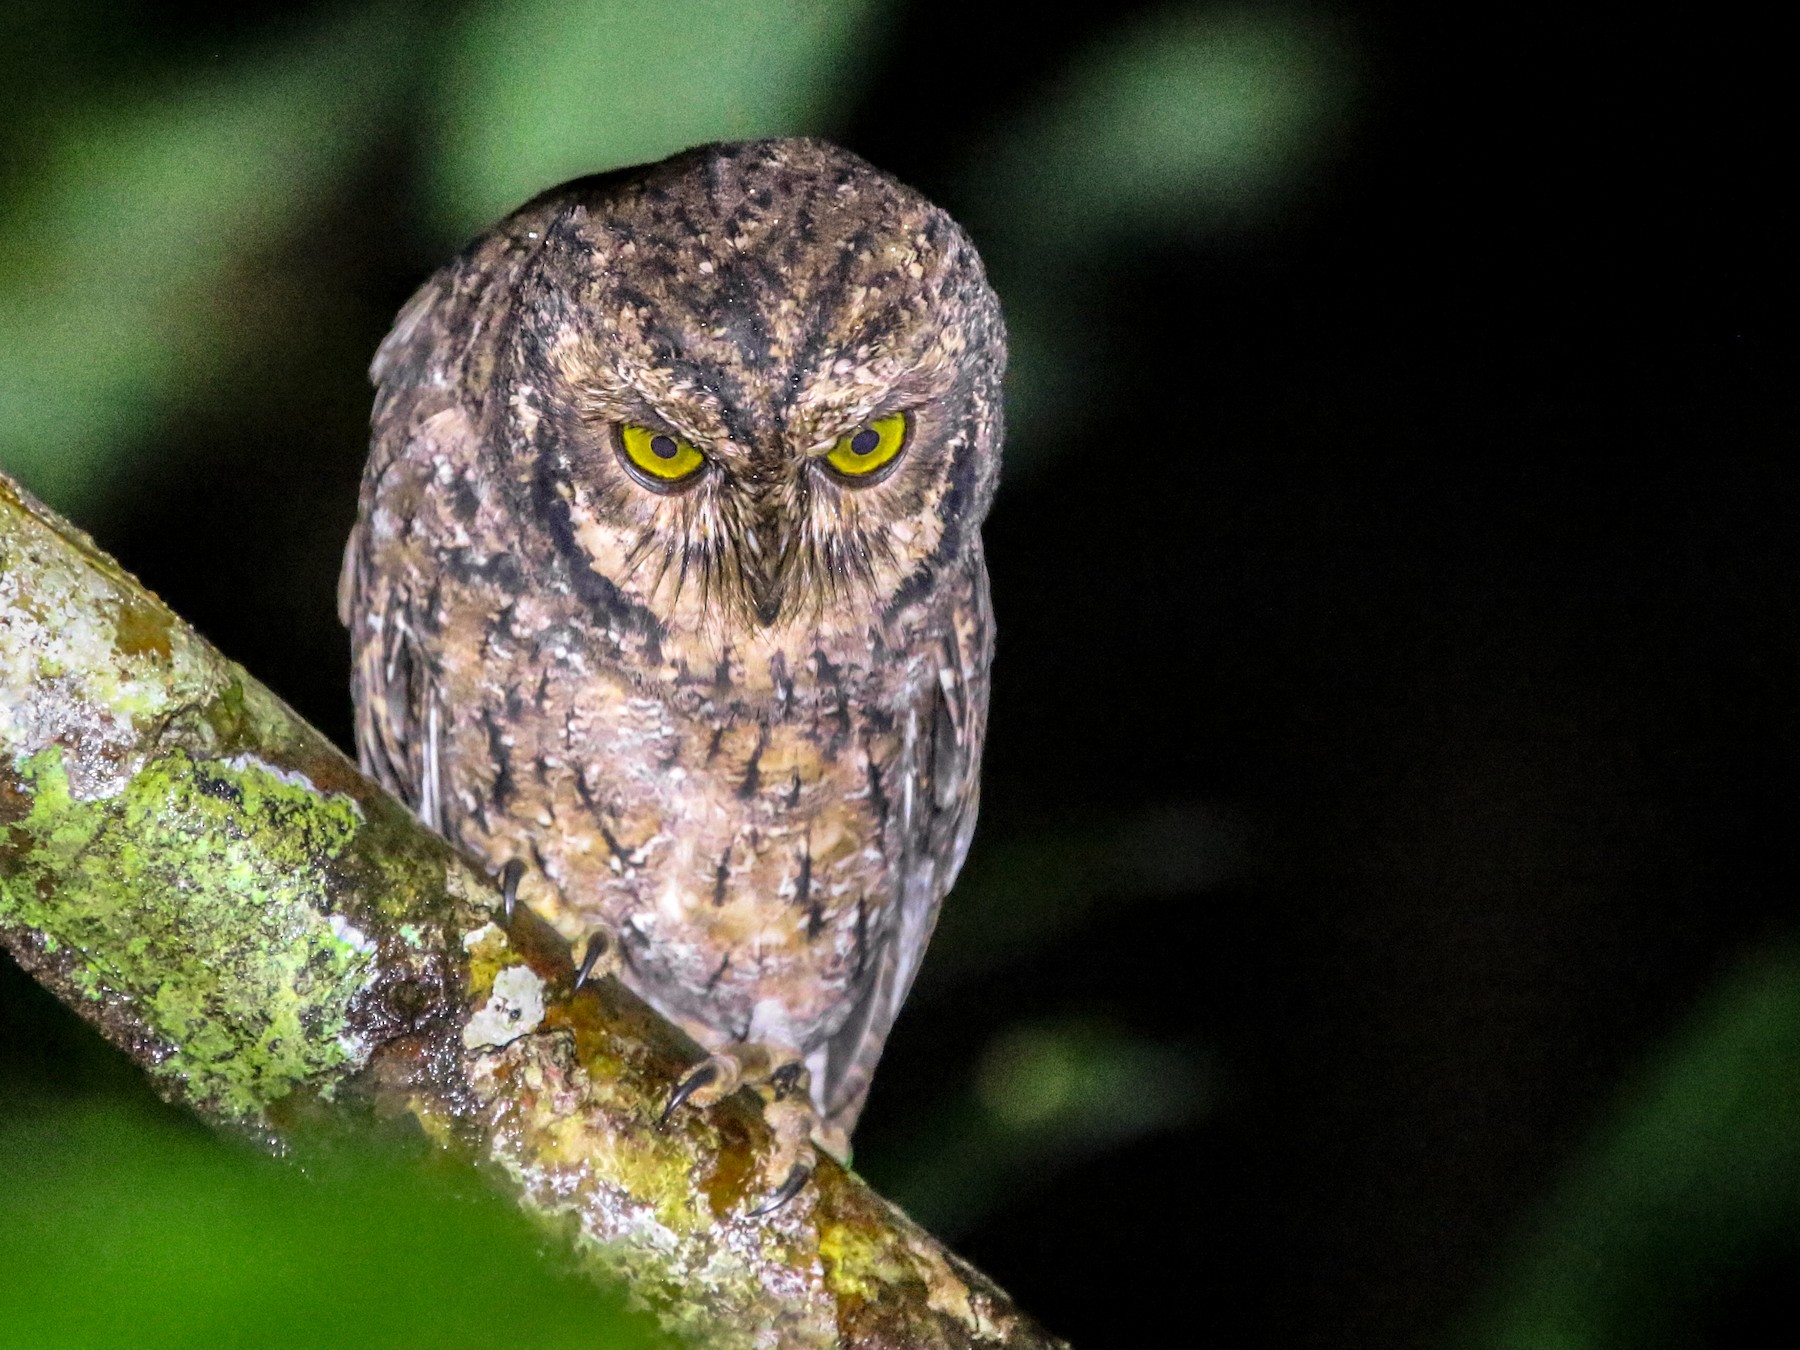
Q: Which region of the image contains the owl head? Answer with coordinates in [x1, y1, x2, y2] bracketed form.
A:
[463, 139, 1005, 660]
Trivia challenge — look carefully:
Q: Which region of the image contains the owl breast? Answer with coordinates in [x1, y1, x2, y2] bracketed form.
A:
[459, 622, 925, 1053]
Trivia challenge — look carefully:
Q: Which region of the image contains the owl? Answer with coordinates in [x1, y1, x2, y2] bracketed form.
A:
[339, 139, 1003, 1197]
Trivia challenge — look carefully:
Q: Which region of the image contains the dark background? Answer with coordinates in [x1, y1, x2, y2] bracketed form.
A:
[2, 3, 1794, 1347]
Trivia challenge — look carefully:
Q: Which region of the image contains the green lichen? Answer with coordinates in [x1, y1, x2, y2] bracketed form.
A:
[0, 745, 377, 1122]
[357, 803, 469, 926]
[819, 1216, 909, 1303]
[197, 670, 464, 931]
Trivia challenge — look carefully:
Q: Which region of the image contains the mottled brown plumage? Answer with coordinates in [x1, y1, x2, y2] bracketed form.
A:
[340, 139, 1003, 1165]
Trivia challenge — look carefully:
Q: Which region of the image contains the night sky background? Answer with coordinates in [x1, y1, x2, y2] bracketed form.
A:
[2, 3, 1794, 1347]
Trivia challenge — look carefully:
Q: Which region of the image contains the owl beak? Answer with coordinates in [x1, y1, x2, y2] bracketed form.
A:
[740, 520, 789, 627]
[748, 570, 786, 627]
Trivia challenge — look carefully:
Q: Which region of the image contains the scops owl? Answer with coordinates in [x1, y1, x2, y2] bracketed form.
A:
[340, 139, 1004, 1185]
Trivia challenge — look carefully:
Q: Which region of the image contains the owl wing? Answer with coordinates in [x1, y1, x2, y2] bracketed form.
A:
[338, 212, 550, 827]
[815, 554, 995, 1141]
[337, 275, 458, 829]
[338, 521, 449, 833]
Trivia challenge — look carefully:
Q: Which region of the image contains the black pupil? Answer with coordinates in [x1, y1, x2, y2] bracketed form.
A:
[850, 427, 882, 456]
[649, 434, 679, 459]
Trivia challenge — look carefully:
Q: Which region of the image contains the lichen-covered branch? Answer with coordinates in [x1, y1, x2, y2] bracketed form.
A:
[0, 471, 1063, 1350]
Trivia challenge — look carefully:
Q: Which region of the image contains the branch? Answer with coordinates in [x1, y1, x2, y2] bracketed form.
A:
[0, 471, 1063, 1350]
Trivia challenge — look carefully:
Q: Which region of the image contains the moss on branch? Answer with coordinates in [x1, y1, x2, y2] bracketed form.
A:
[0, 471, 1063, 1350]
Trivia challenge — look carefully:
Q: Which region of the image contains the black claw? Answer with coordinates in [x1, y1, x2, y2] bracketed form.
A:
[660, 1062, 719, 1128]
[498, 859, 525, 925]
[574, 931, 609, 991]
[749, 1162, 814, 1217]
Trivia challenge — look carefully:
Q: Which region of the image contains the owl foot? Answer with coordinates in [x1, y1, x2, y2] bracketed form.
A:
[752, 1066, 819, 1215]
[663, 1050, 820, 1214]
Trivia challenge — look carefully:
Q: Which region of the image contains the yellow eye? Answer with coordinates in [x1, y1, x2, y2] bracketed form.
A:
[618, 423, 705, 486]
[824, 412, 908, 482]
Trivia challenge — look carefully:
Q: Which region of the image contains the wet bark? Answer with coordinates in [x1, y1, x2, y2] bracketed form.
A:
[0, 471, 1063, 1350]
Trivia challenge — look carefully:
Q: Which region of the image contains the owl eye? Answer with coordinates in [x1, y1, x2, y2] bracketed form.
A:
[617, 423, 706, 488]
[823, 412, 908, 483]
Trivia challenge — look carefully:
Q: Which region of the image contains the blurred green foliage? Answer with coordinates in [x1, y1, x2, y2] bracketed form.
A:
[868, 1015, 1211, 1236]
[973, 7, 1340, 239]
[1467, 948, 1800, 1350]
[956, 5, 1347, 453]
[0, 3, 417, 517]
[433, 0, 896, 241]
[0, 1103, 666, 1349]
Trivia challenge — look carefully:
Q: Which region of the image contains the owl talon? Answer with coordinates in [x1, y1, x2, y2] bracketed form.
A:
[497, 858, 525, 925]
[660, 1064, 715, 1126]
[573, 929, 612, 991]
[749, 1159, 814, 1217]
[662, 1054, 739, 1127]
